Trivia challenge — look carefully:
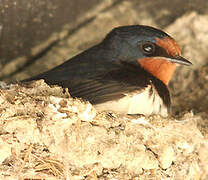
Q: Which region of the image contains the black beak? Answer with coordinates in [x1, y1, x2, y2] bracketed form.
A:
[152, 55, 192, 66]
[168, 55, 192, 66]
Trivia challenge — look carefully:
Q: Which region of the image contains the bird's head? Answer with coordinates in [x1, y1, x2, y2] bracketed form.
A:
[103, 25, 192, 85]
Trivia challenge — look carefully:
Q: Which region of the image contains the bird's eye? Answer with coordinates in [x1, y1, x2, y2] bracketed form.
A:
[141, 42, 155, 55]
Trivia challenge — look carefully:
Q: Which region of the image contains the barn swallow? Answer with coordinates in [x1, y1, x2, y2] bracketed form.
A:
[23, 25, 192, 116]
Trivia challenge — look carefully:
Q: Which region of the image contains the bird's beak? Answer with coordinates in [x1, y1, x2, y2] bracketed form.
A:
[153, 55, 192, 66]
[163, 55, 192, 66]
[169, 55, 192, 66]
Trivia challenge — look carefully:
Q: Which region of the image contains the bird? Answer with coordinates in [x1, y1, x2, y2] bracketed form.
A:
[23, 25, 192, 117]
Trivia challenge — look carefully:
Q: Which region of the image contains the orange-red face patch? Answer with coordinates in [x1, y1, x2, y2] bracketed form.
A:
[155, 37, 181, 57]
[138, 58, 176, 85]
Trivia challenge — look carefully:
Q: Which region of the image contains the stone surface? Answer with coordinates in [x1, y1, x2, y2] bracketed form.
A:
[0, 0, 100, 65]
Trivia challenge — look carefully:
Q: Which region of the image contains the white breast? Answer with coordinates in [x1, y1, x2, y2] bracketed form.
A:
[94, 84, 168, 117]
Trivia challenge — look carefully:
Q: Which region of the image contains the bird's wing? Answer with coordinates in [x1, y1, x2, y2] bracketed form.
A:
[40, 62, 150, 104]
